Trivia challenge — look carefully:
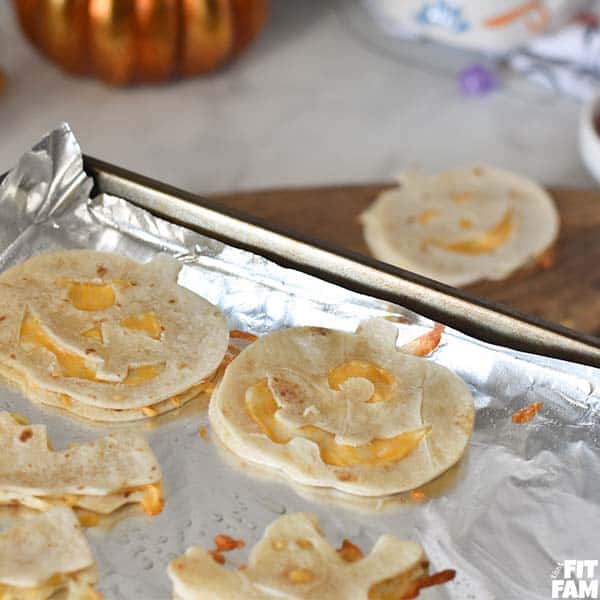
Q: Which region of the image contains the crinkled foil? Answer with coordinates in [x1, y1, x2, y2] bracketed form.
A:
[0, 125, 598, 600]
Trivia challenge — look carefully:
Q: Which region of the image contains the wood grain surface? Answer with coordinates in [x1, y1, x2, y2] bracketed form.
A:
[213, 184, 600, 338]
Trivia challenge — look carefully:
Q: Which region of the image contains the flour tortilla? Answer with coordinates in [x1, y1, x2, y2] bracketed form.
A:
[0, 359, 211, 423]
[360, 166, 559, 287]
[0, 506, 98, 598]
[209, 319, 474, 496]
[0, 250, 228, 412]
[0, 412, 161, 503]
[0, 489, 146, 515]
[169, 512, 435, 600]
[29, 382, 209, 423]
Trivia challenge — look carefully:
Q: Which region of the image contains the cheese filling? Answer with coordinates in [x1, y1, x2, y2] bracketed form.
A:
[0, 568, 98, 600]
[66, 282, 116, 311]
[20, 313, 98, 381]
[328, 360, 395, 403]
[0, 482, 164, 517]
[81, 325, 103, 341]
[246, 380, 429, 467]
[20, 314, 164, 385]
[427, 209, 514, 254]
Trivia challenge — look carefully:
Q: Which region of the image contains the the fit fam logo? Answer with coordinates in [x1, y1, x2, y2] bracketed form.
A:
[552, 560, 600, 599]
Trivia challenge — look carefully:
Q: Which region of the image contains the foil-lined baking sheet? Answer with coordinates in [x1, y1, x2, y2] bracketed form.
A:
[0, 124, 598, 599]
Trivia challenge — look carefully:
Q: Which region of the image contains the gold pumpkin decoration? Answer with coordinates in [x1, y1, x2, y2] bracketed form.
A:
[14, 0, 268, 85]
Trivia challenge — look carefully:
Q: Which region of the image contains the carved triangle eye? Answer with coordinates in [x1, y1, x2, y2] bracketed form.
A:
[81, 324, 103, 343]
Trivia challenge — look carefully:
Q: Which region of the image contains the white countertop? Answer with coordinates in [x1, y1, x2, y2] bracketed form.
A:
[0, 1, 595, 194]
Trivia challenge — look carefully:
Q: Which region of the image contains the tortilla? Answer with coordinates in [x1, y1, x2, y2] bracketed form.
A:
[0, 412, 163, 516]
[0, 506, 99, 599]
[209, 319, 474, 496]
[360, 166, 559, 286]
[0, 359, 214, 423]
[0, 250, 228, 420]
[168, 512, 454, 599]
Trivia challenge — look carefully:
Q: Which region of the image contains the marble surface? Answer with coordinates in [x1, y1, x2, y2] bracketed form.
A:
[0, 1, 595, 195]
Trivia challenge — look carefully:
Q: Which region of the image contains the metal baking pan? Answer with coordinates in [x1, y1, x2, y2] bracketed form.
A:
[83, 155, 600, 368]
[0, 127, 598, 600]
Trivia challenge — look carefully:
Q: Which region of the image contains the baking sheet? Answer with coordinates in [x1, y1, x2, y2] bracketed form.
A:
[0, 124, 599, 599]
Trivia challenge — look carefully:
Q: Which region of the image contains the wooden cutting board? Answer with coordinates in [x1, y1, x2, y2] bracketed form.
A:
[213, 184, 600, 338]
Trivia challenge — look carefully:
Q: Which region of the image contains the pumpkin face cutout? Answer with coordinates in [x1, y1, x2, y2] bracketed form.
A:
[14, 0, 268, 85]
[209, 319, 474, 497]
[360, 166, 559, 287]
[0, 250, 228, 421]
[169, 512, 455, 599]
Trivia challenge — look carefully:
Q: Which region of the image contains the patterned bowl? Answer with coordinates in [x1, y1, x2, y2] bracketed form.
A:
[368, 0, 588, 53]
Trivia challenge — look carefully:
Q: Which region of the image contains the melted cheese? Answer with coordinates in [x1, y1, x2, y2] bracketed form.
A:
[48, 379, 210, 419]
[20, 314, 98, 381]
[246, 380, 429, 467]
[0, 576, 68, 600]
[428, 209, 514, 254]
[140, 483, 164, 516]
[417, 209, 439, 225]
[337, 539, 363, 563]
[121, 312, 162, 340]
[20, 314, 163, 386]
[368, 572, 417, 600]
[328, 361, 395, 403]
[77, 511, 100, 527]
[66, 282, 116, 311]
[286, 568, 315, 583]
[0, 484, 163, 517]
[174, 382, 206, 402]
[0, 570, 100, 600]
[9, 413, 29, 426]
[123, 363, 164, 386]
[81, 325, 103, 341]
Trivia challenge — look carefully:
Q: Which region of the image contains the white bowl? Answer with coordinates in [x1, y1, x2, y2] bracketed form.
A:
[369, 0, 587, 53]
[579, 94, 600, 185]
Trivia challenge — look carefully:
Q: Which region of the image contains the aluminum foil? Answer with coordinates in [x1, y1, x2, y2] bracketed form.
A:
[0, 124, 599, 600]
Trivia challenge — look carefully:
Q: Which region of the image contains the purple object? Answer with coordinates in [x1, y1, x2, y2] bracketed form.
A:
[459, 64, 497, 96]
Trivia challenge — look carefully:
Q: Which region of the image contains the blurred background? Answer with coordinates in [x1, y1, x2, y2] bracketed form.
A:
[0, 1, 596, 192]
[1, 0, 600, 336]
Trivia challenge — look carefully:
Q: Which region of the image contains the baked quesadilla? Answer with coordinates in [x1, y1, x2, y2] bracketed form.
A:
[209, 319, 474, 496]
[168, 512, 455, 599]
[360, 166, 559, 287]
[0, 250, 228, 421]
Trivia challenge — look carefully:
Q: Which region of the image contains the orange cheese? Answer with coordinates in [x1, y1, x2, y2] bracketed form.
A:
[328, 361, 395, 403]
[66, 282, 116, 311]
[417, 209, 439, 225]
[81, 325, 103, 341]
[124, 363, 164, 386]
[140, 483, 164, 516]
[20, 314, 98, 381]
[246, 380, 429, 467]
[428, 209, 514, 254]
